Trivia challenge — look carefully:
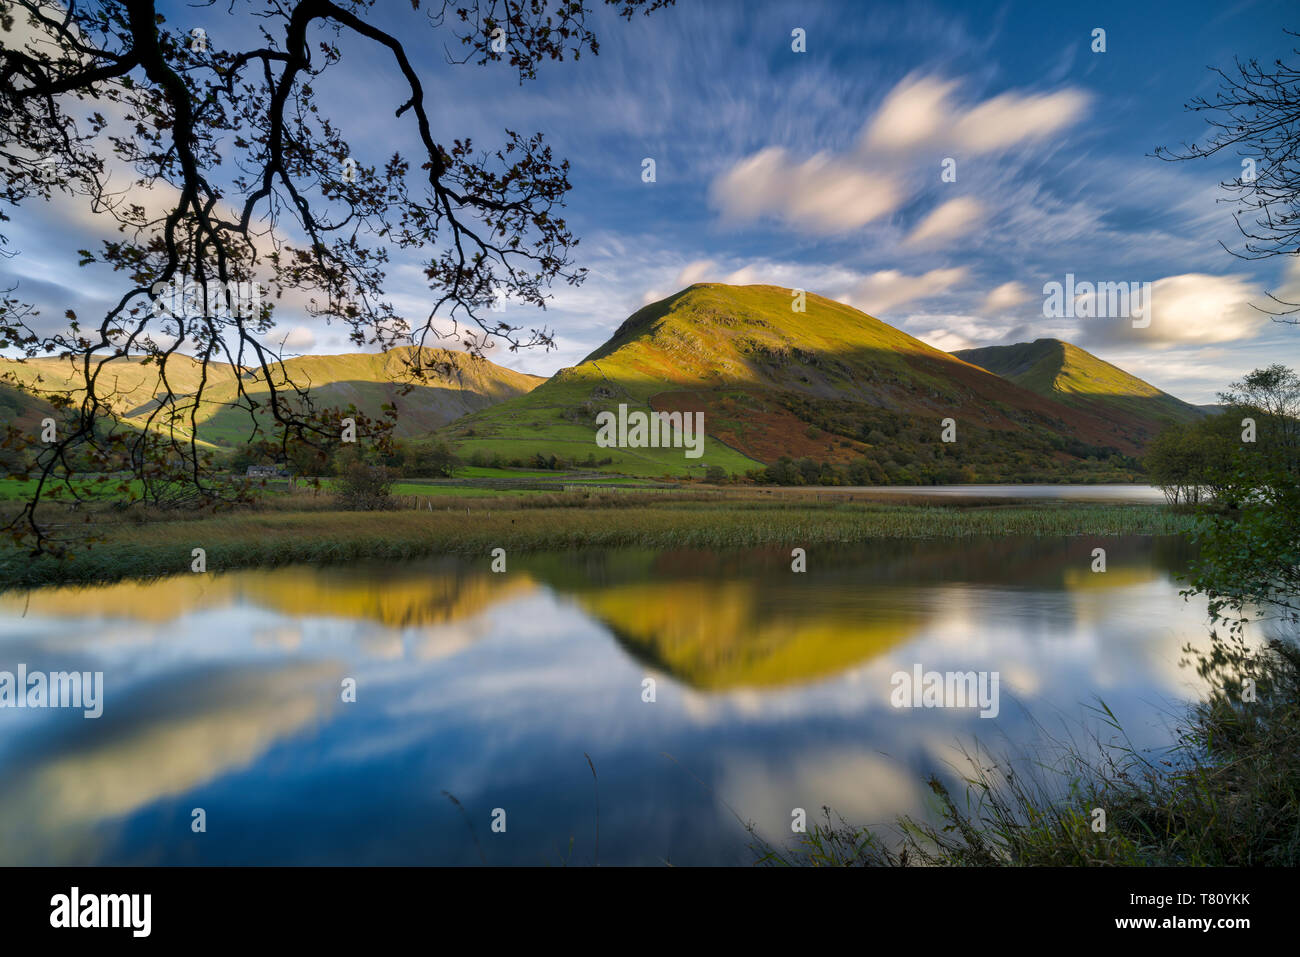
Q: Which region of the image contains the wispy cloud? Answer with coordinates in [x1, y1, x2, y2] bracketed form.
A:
[905, 196, 984, 246]
[1079, 273, 1272, 347]
[860, 74, 1090, 154]
[709, 148, 904, 232]
[981, 281, 1033, 314]
[849, 267, 969, 315]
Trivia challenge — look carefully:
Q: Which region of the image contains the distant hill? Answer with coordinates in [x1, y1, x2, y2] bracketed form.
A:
[443, 283, 1187, 481]
[0, 346, 543, 447]
[0, 379, 60, 430]
[3, 290, 1204, 483]
[953, 338, 1204, 439]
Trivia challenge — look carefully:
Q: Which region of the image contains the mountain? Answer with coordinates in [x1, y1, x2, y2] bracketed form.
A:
[513, 538, 1182, 689]
[953, 338, 1203, 438]
[3, 287, 1200, 482]
[444, 283, 1183, 481]
[194, 348, 543, 445]
[0, 346, 543, 447]
[0, 379, 60, 432]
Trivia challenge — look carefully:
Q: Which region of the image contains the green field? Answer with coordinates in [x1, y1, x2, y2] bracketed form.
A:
[449, 423, 758, 479]
[0, 477, 148, 500]
[389, 482, 538, 498]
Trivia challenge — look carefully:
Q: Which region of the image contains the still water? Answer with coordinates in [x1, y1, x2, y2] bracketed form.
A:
[840, 484, 1168, 502]
[0, 536, 1214, 865]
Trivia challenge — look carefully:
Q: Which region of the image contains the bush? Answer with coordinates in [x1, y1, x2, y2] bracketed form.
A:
[335, 448, 396, 510]
[403, 440, 457, 477]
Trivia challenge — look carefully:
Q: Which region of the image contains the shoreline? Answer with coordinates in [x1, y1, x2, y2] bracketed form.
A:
[0, 497, 1196, 591]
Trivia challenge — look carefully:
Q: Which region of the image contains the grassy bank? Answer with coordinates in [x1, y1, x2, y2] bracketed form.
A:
[757, 632, 1300, 866]
[0, 492, 1195, 590]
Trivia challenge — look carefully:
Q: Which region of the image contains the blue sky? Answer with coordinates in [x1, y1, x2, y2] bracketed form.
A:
[5, 0, 1300, 402]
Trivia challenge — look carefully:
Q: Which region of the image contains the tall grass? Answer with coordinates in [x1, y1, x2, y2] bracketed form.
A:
[755, 631, 1300, 866]
[0, 498, 1195, 590]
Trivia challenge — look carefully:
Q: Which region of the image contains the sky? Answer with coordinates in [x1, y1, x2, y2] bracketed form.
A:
[4, 0, 1300, 403]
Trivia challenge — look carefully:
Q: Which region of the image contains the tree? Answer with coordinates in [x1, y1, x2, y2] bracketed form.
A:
[846, 456, 887, 486]
[1220, 363, 1300, 475]
[0, 0, 673, 551]
[762, 456, 799, 486]
[403, 438, 456, 477]
[1154, 31, 1300, 315]
[228, 439, 275, 473]
[1182, 366, 1300, 633]
[1144, 414, 1241, 505]
[1188, 468, 1300, 632]
[332, 443, 393, 510]
[1151, 35, 1300, 632]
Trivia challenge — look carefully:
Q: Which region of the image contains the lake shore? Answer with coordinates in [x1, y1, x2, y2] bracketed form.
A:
[0, 491, 1196, 590]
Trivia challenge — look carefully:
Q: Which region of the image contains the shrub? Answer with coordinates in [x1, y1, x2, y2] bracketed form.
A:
[335, 449, 396, 510]
[403, 440, 457, 477]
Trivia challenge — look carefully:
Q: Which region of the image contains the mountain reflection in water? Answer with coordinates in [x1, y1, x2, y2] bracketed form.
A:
[0, 536, 1209, 865]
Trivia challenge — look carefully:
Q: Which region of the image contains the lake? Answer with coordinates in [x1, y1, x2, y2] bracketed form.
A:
[831, 484, 1169, 502]
[0, 535, 1215, 865]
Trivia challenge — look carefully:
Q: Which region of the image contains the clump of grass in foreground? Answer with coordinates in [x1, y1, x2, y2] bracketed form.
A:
[755, 632, 1300, 866]
[0, 499, 1194, 590]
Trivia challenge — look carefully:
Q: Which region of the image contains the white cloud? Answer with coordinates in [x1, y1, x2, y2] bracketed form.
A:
[279, 325, 317, 350]
[709, 147, 904, 233]
[709, 73, 1087, 239]
[861, 73, 1090, 154]
[952, 88, 1090, 152]
[655, 259, 969, 319]
[848, 267, 968, 315]
[914, 326, 977, 353]
[860, 75, 957, 152]
[676, 259, 718, 286]
[904, 196, 983, 246]
[665, 259, 864, 301]
[982, 280, 1033, 314]
[1079, 273, 1270, 346]
[899, 312, 1025, 353]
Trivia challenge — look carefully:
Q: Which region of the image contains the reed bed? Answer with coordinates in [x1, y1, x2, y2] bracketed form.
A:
[0, 498, 1195, 590]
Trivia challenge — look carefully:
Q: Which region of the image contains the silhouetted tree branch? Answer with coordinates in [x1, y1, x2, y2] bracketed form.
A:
[0, 0, 672, 552]
[1154, 29, 1300, 318]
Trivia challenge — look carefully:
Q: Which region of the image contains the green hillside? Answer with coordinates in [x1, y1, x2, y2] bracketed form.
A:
[2, 290, 1203, 483]
[195, 347, 543, 445]
[0, 346, 542, 448]
[442, 283, 1174, 481]
[953, 338, 1204, 435]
